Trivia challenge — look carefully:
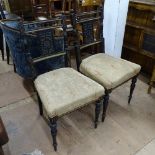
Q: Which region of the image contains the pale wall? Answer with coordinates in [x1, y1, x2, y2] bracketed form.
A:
[104, 0, 129, 58]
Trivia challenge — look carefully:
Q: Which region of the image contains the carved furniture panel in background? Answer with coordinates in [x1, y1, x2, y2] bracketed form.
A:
[122, 0, 155, 75]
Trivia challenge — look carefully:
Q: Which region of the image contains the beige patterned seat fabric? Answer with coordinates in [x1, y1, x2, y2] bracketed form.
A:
[80, 53, 141, 90]
[35, 68, 105, 118]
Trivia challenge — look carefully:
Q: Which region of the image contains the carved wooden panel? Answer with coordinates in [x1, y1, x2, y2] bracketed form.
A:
[142, 33, 155, 55]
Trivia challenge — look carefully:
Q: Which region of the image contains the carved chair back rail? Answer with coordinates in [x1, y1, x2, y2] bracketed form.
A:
[71, 8, 104, 69]
[1, 16, 67, 79]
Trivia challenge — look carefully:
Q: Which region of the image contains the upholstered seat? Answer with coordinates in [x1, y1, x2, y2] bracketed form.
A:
[80, 53, 141, 90]
[35, 68, 105, 117]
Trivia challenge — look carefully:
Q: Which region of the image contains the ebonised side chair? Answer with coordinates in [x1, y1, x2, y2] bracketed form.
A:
[72, 7, 141, 122]
[1, 16, 105, 151]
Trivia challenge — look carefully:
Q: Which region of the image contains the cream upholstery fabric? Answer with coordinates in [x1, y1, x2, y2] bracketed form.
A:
[80, 53, 141, 90]
[35, 68, 105, 118]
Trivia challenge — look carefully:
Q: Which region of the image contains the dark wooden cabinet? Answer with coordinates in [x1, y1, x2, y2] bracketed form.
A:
[122, 0, 155, 75]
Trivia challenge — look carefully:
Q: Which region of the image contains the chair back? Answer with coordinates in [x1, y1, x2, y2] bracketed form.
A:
[71, 7, 104, 69]
[1, 16, 68, 79]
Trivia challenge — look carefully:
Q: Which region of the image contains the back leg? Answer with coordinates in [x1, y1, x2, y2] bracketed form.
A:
[128, 75, 138, 104]
[102, 90, 110, 122]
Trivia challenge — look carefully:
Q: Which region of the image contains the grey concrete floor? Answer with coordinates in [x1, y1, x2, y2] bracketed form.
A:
[0, 55, 155, 155]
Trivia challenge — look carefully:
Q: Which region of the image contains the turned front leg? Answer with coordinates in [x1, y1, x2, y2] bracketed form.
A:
[49, 117, 58, 151]
[128, 75, 138, 104]
[102, 90, 110, 122]
[95, 100, 102, 128]
[37, 93, 43, 116]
